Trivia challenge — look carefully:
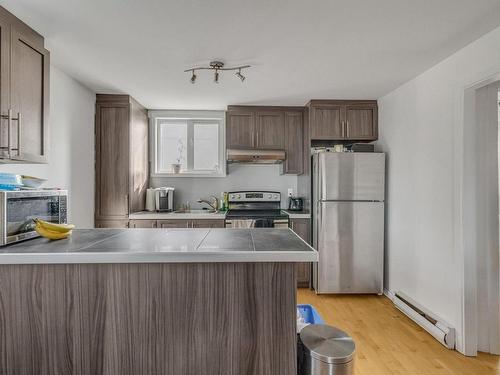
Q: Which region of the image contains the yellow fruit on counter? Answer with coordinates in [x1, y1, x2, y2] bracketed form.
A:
[34, 222, 72, 240]
[34, 218, 75, 233]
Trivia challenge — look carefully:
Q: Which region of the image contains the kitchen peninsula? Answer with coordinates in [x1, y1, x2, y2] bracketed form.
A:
[0, 228, 317, 375]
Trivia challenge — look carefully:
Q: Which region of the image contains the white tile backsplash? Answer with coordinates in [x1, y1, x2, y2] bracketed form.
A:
[150, 164, 298, 209]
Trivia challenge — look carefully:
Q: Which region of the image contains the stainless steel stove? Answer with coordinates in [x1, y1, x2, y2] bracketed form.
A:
[225, 191, 289, 228]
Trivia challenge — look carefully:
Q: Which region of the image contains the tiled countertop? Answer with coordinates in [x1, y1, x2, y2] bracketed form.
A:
[0, 228, 318, 264]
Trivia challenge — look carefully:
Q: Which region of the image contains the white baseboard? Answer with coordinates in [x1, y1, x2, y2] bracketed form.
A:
[383, 288, 395, 301]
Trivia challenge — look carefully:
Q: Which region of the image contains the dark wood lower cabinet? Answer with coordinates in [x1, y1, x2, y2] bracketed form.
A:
[129, 219, 157, 228]
[104, 219, 226, 229]
[290, 218, 311, 288]
[0, 262, 297, 375]
[95, 219, 129, 228]
[152, 219, 225, 229]
[191, 219, 225, 228]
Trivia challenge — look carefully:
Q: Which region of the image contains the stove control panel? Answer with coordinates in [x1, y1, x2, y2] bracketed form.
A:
[228, 191, 281, 202]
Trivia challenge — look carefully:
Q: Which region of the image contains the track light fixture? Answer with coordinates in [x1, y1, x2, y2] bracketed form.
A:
[184, 61, 250, 84]
[235, 68, 245, 82]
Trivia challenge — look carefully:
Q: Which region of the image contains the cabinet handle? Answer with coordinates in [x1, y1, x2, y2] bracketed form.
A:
[256, 131, 259, 147]
[291, 222, 294, 230]
[2, 110, 21, 156]
[6, 109, 12, 158]
[16, 112, 21, 156]
[341, 121, 345, 138]
[346, 120, 349, 138]
[0, 109, 13, 158]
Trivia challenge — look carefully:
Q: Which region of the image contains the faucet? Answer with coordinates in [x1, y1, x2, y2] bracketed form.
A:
[197, 196, 219, 211]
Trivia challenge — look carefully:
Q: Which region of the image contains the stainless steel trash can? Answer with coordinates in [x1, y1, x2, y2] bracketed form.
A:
[298, 324, 355, 375]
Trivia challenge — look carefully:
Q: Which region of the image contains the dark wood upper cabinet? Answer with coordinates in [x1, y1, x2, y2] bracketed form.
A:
[226, 110, 255, 149]
[0, 6, 49, 163]
[308, 100, 378, 141]
[95, 102, 130, 220]
[283, 111, 303, 175]
[345, 104, 378, 140]
[0, 15, 10, 154]
[310, 103, 344, 140]
[226, 105, 304, 175]
[95, 95, 148, 226]
[129, 98, 149, 212]
[255, 111, 285, 149]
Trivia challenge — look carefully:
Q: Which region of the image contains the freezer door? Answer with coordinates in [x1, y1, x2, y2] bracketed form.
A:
[314, 152, 385, 201]
[313, 201, 384, 294]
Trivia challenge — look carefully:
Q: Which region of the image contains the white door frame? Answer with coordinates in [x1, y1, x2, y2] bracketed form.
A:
[455, 71, 500, 356]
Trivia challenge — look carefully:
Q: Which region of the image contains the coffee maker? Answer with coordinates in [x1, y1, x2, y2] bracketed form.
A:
[155, 187, 175, 212]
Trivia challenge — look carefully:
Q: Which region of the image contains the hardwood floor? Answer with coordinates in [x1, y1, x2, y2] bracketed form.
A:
[297, 289, 500, 375]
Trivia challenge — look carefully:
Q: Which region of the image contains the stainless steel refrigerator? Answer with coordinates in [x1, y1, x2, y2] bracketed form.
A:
[312, 152, 385, 294]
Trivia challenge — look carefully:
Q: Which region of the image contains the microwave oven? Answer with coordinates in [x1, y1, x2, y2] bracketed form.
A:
[0, 190, 68, 246]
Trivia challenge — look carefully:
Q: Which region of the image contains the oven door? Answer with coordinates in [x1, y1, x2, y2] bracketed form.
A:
[2, 192, 68, 245]
[225, 218, 289, 229]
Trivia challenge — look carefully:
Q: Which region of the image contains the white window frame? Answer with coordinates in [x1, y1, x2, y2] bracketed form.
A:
[149, 110, 226, 177]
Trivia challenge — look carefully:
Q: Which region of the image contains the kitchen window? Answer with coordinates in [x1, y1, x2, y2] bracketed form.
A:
[150, 110, 226, 177]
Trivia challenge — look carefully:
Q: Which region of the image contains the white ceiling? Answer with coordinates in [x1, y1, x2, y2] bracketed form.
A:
[3, 0, 500, 109]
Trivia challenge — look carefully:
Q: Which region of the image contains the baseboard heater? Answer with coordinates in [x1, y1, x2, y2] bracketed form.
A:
[393, 291, 455, 349]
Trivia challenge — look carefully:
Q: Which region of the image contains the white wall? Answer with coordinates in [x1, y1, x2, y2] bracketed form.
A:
[377, 25, 500, 352]
[151, 164, 298, 209]
[0, 65, 95, 227]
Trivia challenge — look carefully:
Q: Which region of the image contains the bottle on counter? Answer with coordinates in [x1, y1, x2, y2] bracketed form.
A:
[221, 192, 229, 211]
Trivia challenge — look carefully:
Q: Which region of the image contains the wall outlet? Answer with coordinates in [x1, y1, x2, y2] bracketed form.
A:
[288, 188, 294, 197]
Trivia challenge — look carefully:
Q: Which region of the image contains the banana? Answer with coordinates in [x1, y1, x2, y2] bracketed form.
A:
[34, 218, 75, 233]
[35, 223, 72, 240]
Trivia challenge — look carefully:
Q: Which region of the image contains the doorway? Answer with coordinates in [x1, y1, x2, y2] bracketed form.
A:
[461, 79, 500, 356]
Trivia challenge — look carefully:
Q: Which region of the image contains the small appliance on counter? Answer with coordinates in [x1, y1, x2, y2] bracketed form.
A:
[155, 187, 174, 212]
[288, 197, 304, 211]
[0, 190, 68, 246]
[145, 188, 156, 211]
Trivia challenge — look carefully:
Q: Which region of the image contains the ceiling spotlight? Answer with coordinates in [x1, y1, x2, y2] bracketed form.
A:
[184, 61, 251, 84]
[235, 69, 245, 82]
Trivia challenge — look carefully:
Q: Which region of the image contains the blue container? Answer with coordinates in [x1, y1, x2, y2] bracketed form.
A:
[0, 184, 19, 191]
[297, 304, 324, 325]
[0, 173, 22, 187]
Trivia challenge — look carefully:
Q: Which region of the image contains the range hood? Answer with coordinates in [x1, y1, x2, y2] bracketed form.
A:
[227, 149, 286, 164]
